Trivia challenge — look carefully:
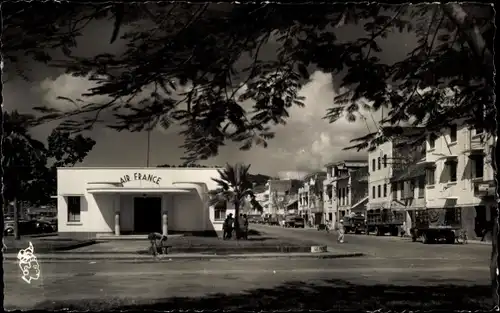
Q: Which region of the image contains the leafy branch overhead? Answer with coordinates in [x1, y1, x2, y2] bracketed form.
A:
[3, 3, 494, 162]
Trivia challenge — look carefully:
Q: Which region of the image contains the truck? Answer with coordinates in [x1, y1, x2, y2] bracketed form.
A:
[410, 208, 461, 244]
[366, 209, 404, 236]
[342, 214, 366, 234]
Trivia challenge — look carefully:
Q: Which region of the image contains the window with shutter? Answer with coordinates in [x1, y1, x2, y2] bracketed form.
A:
[67, 196, 81, 222]
[418, 177, 425, 198]
[391, 183, 397, 200]
[474, 156, 484, 178]
[426, 168, 435, 185]
[449, 124, 457, 143]
[447, 161, 457, 182]
[404, 181, 413, 199]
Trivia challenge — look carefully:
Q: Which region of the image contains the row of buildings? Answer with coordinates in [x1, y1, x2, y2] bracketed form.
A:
[259, 124, 496, 240]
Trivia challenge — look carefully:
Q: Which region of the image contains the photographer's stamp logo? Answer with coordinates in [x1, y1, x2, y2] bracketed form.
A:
[17, 242, 41, 284]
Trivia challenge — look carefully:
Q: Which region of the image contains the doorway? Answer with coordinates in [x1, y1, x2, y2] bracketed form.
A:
[134, 197, 162, 233]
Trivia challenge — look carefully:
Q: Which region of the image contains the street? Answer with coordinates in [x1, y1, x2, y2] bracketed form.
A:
[4, 225, 494, 310]
[251, 224, 492, 260]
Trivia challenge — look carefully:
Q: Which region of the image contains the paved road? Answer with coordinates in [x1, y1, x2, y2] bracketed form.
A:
[4, 257, 491, 310]
[251, 224, 492, 260]
[4, 225, 493, 310]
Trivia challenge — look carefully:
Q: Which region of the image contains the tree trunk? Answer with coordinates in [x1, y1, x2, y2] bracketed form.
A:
[233, 199, 240, 240]
[1, 203, 4, 309]
[441, 4, 492, 71]
[491, 218, 498, 305]
[14, 198, 21, 240]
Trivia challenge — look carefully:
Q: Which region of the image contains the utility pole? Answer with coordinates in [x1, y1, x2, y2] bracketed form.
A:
[146, 122, 151, 167]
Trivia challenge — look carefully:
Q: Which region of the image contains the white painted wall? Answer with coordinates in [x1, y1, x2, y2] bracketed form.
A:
[368, 141, 393, 210]
[425, 125, 495, 208]
[57, 167, 226, 234]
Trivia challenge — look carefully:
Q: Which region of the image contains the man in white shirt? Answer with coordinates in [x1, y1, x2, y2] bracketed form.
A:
[337, 220, 345, 243]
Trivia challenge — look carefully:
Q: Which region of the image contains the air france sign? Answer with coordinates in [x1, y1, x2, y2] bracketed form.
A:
[119, 173, 162, 185]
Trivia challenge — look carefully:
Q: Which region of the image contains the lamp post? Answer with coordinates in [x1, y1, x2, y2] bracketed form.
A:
[146, 121, 152, 167]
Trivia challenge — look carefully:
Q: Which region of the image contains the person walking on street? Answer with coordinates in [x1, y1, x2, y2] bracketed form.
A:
[337, 220, 345, 243]
[223, 213, 234, 240]
[242, 214, 249, 240]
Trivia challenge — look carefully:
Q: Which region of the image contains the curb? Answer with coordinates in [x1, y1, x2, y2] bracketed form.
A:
[3, 252, 364, 262]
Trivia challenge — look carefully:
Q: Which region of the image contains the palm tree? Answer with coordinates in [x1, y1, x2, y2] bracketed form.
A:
[211, 163, 254, 239]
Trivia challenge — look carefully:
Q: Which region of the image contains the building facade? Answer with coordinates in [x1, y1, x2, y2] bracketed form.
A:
[254, 190, 270, 215]
[56, 167, 235, 238]
[267, 179, 301, 216]
[325, 160, 368, 227]
[368, 129, 426, 232]
[421, 123, 496, 240]
[368, 141, 394, 212]
[298, 172, 326, 226]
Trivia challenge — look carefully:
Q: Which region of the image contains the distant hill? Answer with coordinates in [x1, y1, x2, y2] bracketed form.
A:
[156, 164, 272, 188]
[248, 173, 272, 186]
[157, 164, 223, 168]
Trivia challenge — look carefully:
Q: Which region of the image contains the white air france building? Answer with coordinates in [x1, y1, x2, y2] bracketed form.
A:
[56, 167, 235, 238]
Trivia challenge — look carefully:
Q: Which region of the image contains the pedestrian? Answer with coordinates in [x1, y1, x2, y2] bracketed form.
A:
[400, 221, 407, 237]
[236, 213, 245, 239]
[337, 220, 345, 243]
[148, 232, 167, 257]
[242, 214, 249, 239]
[223, 213, 234, 240]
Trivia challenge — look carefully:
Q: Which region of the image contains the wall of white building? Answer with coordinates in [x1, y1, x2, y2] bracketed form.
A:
[57, 167, 231, 237]
[368, 141, 393, 210]
[424, 124, 496, 238]
[322, 165, 337, 224]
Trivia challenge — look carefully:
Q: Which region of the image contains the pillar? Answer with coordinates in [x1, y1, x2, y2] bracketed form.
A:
[162, 213, 168, 236]
[114, 211, 120, 236]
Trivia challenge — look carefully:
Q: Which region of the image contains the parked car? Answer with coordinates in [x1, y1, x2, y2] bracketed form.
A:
[317, 221, 332, 231]
[4, 220, 55, 236]
[343, 215, 367, 234]
[293, 217, 305, 228]
[284, 215, 305, 228]
[267, 216, 279, 226]
[4, 221, 15, 235]
[284, 215, 296, 227]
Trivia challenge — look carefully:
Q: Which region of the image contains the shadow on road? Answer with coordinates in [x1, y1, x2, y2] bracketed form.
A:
[33, 279, 494, 311]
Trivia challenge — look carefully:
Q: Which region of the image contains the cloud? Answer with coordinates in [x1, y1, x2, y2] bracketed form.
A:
[35, 70, 381, 175]
[264, 71, 381, 171]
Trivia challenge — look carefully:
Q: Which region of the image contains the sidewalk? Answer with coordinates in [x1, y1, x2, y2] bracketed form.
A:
[3, 250, 364, 262]
[397, 236, 492, 245]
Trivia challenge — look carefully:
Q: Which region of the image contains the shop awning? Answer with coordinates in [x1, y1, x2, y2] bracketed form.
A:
[435, 155, 458, 162]
[463, 148, 484, 154]
[440, 196, 459, 200]
[416, 160, 436, 167]
[351, 196, 368, 210]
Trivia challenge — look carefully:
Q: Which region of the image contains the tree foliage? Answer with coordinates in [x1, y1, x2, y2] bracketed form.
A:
[46, 129, 96, 167]
[1, 111, 96, 205]
[3, 3, 491, 163]
[2, 111, 48, 204]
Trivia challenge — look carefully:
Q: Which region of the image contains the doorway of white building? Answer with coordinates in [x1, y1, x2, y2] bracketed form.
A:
[134, 197, 162, 233]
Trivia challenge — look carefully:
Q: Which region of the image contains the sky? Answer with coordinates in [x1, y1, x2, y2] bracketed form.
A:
[3, 4, 419, 177]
